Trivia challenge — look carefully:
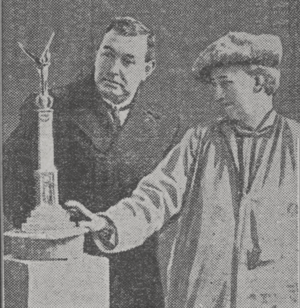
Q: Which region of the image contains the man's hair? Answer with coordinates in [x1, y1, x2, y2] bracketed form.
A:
[105, 16, 155, 62]
[243, 65, 280, 96]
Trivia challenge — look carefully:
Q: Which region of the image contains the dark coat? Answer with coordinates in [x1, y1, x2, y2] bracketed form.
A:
[3, 74, 181, 308]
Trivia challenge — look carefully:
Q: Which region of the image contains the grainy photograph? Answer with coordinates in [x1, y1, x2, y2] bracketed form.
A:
[2, 1, 299, 307]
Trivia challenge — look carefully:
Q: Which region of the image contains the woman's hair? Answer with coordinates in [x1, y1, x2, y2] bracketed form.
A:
[243, 65, 280, 96]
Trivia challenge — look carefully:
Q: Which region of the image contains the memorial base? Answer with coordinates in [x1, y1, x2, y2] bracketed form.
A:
[4, 254, 109, 308]
[5, 229, 86, 260]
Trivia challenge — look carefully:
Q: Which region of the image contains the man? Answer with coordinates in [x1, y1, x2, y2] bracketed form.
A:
[4, 17, 180, 308]
[67, 32, 300, 307]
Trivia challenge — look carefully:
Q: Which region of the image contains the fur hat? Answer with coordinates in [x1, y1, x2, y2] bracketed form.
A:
[192, 32, 283, 83]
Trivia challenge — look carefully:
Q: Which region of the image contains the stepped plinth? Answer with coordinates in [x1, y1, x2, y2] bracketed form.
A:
[5, 202, 86, 260]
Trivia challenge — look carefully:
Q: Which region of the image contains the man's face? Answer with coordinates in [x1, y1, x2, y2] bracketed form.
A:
[94, 30, 154, 104]
[210, 66, 256, 122]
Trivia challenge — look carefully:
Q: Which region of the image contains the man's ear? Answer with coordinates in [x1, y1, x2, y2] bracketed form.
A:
[144, 60, 156, 80]
[253, 75, 264, 93]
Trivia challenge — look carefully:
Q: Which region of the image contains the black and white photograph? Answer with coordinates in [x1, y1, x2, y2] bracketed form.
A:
[2, 1, 299, 307]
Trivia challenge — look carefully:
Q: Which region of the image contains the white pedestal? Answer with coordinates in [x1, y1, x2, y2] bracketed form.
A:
[4, 254, 109, 308]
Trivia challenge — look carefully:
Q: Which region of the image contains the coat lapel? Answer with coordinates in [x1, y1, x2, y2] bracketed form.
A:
[70, 107, 115, 153]
[64, 74, 117, 153]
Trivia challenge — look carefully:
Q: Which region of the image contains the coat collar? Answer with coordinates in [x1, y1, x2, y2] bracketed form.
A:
[220, 109, 278, 139]
[69, 73, 138, 116]
[64, 73, 140, 152]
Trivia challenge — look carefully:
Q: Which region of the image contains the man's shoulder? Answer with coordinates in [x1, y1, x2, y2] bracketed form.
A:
[19, 84, 70, 114]
[20, 74, 94, 114]
[51, 74, 94, 100]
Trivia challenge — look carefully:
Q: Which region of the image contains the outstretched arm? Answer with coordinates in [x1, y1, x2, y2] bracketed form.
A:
[66, 126, 201, 253]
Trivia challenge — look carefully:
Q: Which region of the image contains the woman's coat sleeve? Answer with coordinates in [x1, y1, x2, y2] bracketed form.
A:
[95, 127, 201, 253]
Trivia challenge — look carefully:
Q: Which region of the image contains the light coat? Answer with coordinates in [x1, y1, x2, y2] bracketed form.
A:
[101, 110, 299, 308]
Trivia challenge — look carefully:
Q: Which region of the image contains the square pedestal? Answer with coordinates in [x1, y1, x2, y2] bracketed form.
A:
[4, 254, 109, 308]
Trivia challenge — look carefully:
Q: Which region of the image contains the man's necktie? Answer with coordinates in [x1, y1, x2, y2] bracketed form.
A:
[105, 101, 134, 131]
[109, 106, 121, 131]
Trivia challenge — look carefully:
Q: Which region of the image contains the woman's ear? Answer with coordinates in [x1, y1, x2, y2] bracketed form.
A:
[144, 60, 156, 80]
[253, 75, 264, 93]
